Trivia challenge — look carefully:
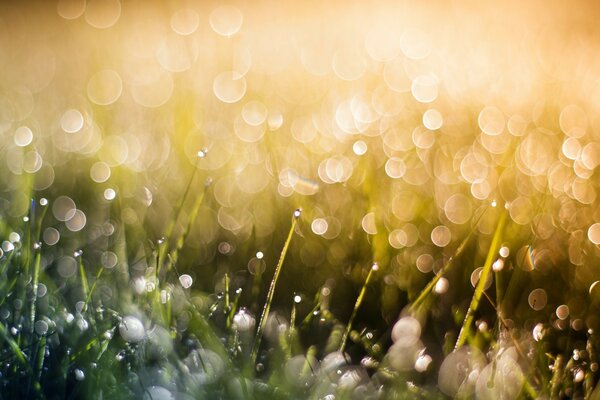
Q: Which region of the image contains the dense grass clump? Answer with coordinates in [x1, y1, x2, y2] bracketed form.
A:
[3, 1, 600, 399]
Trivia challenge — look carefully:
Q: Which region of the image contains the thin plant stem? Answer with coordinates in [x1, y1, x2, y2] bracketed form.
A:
[455, 211, 507, 349]
[83, 266, 105, 312]
[409, 206, 488, 313]
[29, 251, 41, 337]
[339, 263, 378, 353]
[251, 210, 300, 364]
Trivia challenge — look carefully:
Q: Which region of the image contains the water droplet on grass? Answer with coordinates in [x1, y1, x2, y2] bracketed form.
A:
[35, 320, 48, 335]
[415, 354, 432, 372]
[74, 368, 85, 381]
[434, 277, 449, 294]
[119, 316, 146, 343]
[232, 308, 255, 332]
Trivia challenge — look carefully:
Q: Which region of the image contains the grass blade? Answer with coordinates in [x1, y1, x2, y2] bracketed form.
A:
[339, 263, 378, 353]
[455, 210, 507, 349]
[409, 206, 488, 313]
[251, 209, 300, 364]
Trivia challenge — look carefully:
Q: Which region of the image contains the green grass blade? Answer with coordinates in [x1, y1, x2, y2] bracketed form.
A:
[83, 266, 105, 312]
[78, 254, 90, 303]
[164, 159, 200, 240]
[29, 250, 41, 337]
[164, 188, 206, 274]
[251, 209, 300, 364]
[339, 263, 378, 353]
[455, 211, 507, 349]
[409, 206, 488, 313]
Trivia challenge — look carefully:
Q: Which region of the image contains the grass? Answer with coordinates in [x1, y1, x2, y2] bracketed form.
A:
[0, 187, 593, 399]
[2, 3, 600, 399]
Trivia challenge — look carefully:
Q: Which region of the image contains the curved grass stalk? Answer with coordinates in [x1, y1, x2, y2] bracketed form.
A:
[339, 263, 378, 353]
[164, 160, 200, 240]
[251, 210, 300, 364]
[455, 211, 507, 349]
[83, 266, 105, 312]
[34, 334, 46, 381]
[28, 199, 48, 337]
[164, 188, 206, 275]
[78, 255, 89, 303]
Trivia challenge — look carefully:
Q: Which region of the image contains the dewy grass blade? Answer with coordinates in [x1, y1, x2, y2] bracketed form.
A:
[83, 266, 105, 312]
[251, 209, 300, 364]
[165, 187, 206, 274]
[164, 156, 201, 240]
[339, 262, 378, 353]
[29, 250, 41, 336]
[78, 253, 90, 304]
[455, 211, 507, 349]
[28, 198, 48, 337]
[409, 206, 487, 313]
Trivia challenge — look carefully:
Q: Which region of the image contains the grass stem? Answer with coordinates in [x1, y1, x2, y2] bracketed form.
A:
[251, 210, 300, 364]
[339, 263, 378, 353]
[455, 211, 507, 349]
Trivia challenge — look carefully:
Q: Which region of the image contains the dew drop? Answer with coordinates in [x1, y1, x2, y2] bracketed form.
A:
[34, 320, 49, 336]
[119, 315, 145, 343]
[74, 368, 85, 381]
[232, 308, 255, 332]
[532, 323, 544, 341]
[179, 274, 193, 289]
[434, 277, 449, 294]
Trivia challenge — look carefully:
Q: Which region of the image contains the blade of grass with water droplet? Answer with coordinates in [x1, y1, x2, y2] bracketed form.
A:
[79, 255, 90, 305]
[28, 198, 48, 337]
[339, 263, 378, 353]
[251, 211, 299, 364]
[28, 251, 41, 337]
[83, 267, 105, 312]
[409, 207, 488, 314]
[455, 211, 507, 349]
